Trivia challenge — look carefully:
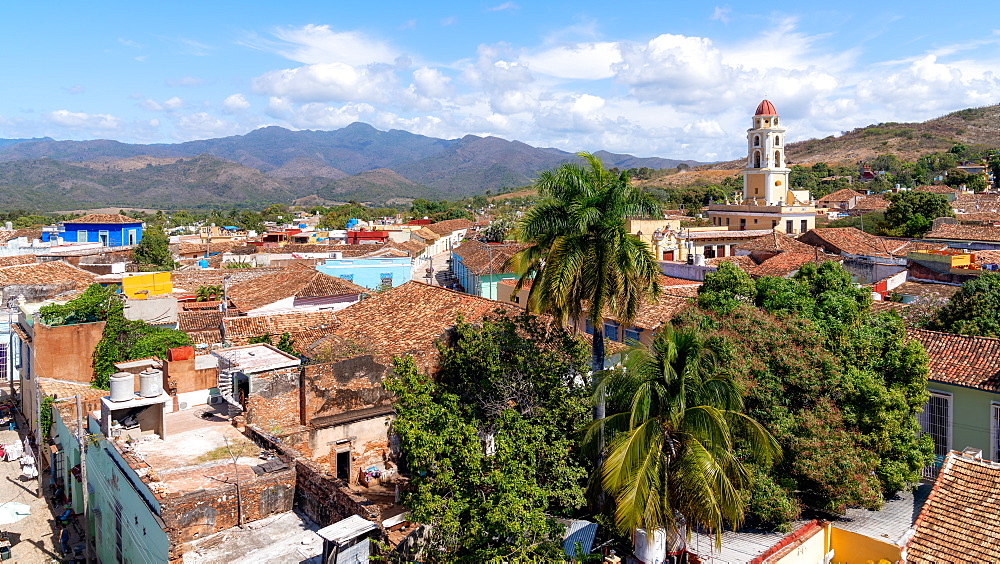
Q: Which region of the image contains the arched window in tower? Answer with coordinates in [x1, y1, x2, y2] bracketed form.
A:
[753, 135, 760, 147]
[775, 136, 780, 146]
[754, 151, 761, 168]
[774, 151, 781, 167]
[774, 117, 778, 126]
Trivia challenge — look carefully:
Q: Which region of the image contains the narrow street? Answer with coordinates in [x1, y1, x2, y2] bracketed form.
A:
[0, 390, 64, 562]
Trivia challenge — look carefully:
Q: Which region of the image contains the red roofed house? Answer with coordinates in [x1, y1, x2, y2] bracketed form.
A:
[226, 263, 369, 316]
[908, 329, 1000, 477]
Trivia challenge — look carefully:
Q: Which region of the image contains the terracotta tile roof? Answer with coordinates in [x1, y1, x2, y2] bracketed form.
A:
[227, 264, 368, 312]
[412, 227, 440, 241]
[177, 310, 225, 333]
[817, 188, 863, 203]
[914, 184, 958, 195]
[169, 267, 285, 294]
[894, 240, 950, 255]
[0, 261, 95, 287]
[498, 277, 533, 289]
[706, 255, 757, 269]
[629, 294, 693, 331]
[178, 241, 235, 256]
[280, 243, 391, 256]
[799, 227, 897, 257]
[749, 252, 842, 278]
[0, 254, 37, 267]
[956, 212, 1000, 224]
[854, 196, 891, 210]
[924, 224, 1000, 243]
[223, 311, 336, 341]
[452, 241, 528, 275]
[390, 239, 429, 255]
[892, 281, 960, 302]
[735, 231, 817, 254]
[658, 275, 700, 286]
[425, 218, 474, 236]
[307, 281, 518, 370]
[871, 300, 908, 314]
[0, 229, 41, 244]
[64, 213, 138, 224]
[907, 452, 1000, 562]
[908, 329, 1000, 391]
[975, 250, 1000, 264]
[186, 329, 223, 346]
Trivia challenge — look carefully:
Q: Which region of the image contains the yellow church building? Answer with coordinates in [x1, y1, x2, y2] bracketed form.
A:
[707, 100, 817, 235]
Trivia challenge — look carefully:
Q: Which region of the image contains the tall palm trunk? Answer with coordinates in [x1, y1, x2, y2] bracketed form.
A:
[591, 325, 606, 464]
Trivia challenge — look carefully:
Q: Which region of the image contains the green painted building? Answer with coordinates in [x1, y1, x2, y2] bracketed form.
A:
[911, 329, 1000, 476]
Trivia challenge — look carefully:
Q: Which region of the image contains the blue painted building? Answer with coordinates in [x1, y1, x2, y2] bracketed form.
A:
[315, 256, 412, 290]
[52, 213, 144, 247]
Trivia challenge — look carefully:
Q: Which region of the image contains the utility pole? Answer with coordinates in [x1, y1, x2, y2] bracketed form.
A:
[76, 395, 91, 564]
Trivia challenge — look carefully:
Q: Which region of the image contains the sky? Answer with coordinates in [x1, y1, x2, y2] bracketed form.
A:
[2, 1, 1000, 162]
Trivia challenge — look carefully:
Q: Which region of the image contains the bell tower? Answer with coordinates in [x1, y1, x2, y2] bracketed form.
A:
[743, 99, 790, 205]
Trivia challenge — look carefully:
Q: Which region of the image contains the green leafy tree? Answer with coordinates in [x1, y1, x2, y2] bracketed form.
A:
[384, 313, 591, 561]
[594, 326, 779, 546]
[697, 261, 756, 314]
[691, 262, 932, 525]
[133, 224, 174, 270]
[928, 272, 1000, 338]
[880, 191, 954, 237]
[513, 153, 661, 434]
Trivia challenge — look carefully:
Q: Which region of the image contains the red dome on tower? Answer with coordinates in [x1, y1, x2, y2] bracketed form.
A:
[754, 99, 777, 116]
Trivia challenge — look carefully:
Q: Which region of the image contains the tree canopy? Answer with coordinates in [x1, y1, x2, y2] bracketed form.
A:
[132, 224, 174, 270]
[693, 261, 932, 525]
[880, 191, 954, 237]
[384, 312, 592, 562]
[928, 272, 1000, 338]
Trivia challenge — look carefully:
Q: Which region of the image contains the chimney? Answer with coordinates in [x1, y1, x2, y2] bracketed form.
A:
[961, 447, 984, 461]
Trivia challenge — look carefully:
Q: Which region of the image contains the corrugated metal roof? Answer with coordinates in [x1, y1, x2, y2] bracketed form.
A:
[561, 519, 597, 557]
[316, 514, 378, 545]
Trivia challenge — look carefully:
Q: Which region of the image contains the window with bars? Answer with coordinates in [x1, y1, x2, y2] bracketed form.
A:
[992, 404, 1000, 463]
[380, 272, 393, 287]
[0, 343, 7, 381]
[623, 327, 641, 343]
[604, 322, 620, 342]
[918, 391, 951, 469]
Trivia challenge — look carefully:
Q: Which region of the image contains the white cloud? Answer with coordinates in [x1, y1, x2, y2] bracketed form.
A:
[141, 97, 184, 112]
[223, 93, 252, 112]
[48, 110, 122, 130]
[253, 62, 399, 103]
[270, 24, 399, 66]
[441, 16, 457, 26]
[174, 112, 243, 139]
[710, 6, 732, 23]
[521, 42, 622, 80]
[411, 67, 452, 98]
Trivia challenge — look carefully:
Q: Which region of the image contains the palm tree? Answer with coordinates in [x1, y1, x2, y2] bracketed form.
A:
[513, 153, 662, 429]
[596, 325, 779, 547]
[195, 285, 222, 302]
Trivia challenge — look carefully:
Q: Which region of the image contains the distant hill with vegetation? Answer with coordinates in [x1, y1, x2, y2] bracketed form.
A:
[702, 104, 1000, 170]
[0, 123, 700, 210]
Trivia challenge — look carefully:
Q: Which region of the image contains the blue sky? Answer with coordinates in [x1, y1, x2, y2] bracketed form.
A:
[2, 1, 999, 161]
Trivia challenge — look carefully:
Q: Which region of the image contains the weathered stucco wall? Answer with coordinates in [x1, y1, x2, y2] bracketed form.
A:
[303, 356, 395, 427]
[34, 320, 106, 383]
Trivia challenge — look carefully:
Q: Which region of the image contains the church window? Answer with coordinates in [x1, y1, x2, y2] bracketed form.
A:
[753, 135, 760, 147]
[773, 117, 778, 125]
[774, 151, 781, 167]
[754, 152, 761, 168]
[775, 136, 781, 146]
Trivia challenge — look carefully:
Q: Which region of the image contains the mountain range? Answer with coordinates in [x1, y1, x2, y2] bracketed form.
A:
[0, 123, 699, 210]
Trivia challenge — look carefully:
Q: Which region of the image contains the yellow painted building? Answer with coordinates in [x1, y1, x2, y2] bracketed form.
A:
[121, 272, 173, 299]
[708, 100, 817, 235]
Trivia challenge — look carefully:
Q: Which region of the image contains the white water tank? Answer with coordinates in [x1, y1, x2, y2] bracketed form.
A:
[139, 369, 163, 398]
[109, 372, 134, 402]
